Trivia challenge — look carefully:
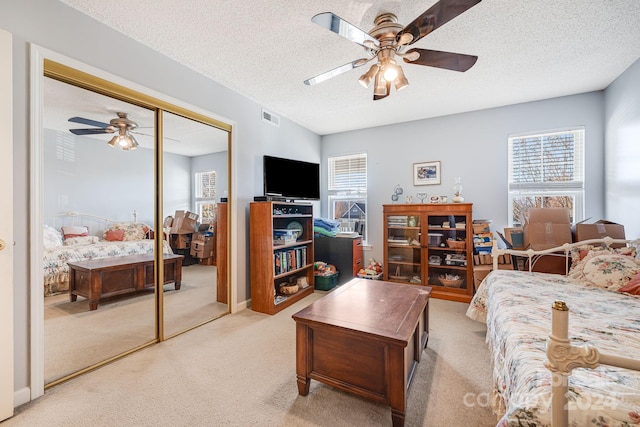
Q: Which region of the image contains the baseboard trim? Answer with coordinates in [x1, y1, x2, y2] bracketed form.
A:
[14, 387, 30, 408]
[236, 299, 249, 312]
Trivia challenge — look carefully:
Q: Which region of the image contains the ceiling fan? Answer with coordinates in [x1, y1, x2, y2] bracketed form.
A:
[69, 112, 142, 150]
[304, 0, 482, 100]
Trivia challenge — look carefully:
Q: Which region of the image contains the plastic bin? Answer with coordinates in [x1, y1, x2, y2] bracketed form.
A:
[314, 272, 339, 290]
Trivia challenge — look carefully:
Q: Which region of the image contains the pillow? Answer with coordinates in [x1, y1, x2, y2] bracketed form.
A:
[61, 225, 89, 240]
[569, 244, 636, 272]
[579, 254, 640, 291]
[104, 222, 150, 241]
[104, 228, 125, 241]
[43, 225, 63, 249]
[619, 272, 640, 295]
[63, 235, 99, 246]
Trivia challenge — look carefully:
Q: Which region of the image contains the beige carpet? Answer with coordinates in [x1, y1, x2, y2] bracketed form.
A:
[44, 264, 228, 384]
[11, 294, 497, 427]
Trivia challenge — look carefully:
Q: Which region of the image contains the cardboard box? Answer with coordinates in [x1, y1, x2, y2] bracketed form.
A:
[190, 239, 214, 258]
[170, 210, 199, 234]
[172, 233, 191, 249]
[503, 227, 524, 249]
[523, 208, 572, 250]
[191, 247, 214, 258]
[575, 221, 625, 247]
[473, 263, 513, 290]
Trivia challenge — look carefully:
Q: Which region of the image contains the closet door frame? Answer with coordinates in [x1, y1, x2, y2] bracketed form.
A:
[29, 44, 237, 399]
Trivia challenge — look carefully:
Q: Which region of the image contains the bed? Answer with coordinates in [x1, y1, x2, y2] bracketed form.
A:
[466, 238, 640, 426]
[43, 212, 173, 296]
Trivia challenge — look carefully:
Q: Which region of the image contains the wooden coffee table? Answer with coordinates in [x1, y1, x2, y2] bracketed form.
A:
[292, 279, 431, 427]
[68, 253, 183, 310]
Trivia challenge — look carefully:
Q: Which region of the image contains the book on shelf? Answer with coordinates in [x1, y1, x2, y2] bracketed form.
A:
[273, 246, 307, 275]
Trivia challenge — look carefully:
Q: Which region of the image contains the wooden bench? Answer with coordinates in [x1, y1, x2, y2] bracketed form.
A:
[68, 253, 183, 310]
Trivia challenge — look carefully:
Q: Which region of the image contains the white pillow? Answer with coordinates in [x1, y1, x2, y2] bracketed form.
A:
[43, 225, 63, 249]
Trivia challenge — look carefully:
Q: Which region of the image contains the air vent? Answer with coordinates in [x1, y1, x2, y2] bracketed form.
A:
[262, 109, 280, 127]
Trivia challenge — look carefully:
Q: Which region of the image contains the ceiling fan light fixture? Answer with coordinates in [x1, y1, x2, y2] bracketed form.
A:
[373, 71, 388, 97]
[394, 66, 409, 91]
[358, 64, 379, 88]
[382, 60, 399, 82]
[108, 129, 138, 150]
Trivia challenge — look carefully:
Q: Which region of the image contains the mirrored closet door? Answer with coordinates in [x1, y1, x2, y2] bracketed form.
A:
[43, 77, 157, 384]
[161, 111, 230, 338]
[41, 62, 232, 387]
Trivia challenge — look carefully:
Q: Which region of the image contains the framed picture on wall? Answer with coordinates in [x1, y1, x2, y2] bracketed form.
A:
[413, 161, 441, 186]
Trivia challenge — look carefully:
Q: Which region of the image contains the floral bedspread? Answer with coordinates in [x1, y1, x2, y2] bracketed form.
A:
[466, 270, 640, 426]
[43, 240, 173, 296]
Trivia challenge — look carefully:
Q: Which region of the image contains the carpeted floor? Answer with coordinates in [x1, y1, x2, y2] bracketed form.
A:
[44, 264, 227, 384]
[10, 292, 497, 427]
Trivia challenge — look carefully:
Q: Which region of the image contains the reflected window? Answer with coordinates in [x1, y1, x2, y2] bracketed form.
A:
[195, 170, 216, 221]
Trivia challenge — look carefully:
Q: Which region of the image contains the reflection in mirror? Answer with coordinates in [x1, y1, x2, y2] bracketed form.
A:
[161, 111, 229, 337]
[43, 77, 156, 384]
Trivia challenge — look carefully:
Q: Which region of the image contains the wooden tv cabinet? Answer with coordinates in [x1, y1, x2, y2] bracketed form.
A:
[68, 253, 183, 310]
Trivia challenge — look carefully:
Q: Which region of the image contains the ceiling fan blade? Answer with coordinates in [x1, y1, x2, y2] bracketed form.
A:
[130, 130, 180, 143]
[304, 58, 370, 86]
[403, 48, 477, 72]
[69, 128, 112, 135]
[397, 0, 482, 45]
[311, 12, 380, 48]
[68, 116, 110, 128]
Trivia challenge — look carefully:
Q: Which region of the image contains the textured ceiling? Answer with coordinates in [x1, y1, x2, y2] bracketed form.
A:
[59, 0, 640, 136]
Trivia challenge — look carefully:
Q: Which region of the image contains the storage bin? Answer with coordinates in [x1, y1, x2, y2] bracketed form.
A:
[428, 233, 443, 246]
[314, 272, 339, 290]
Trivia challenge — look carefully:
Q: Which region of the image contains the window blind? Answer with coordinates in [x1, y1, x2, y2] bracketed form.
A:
[196, 171, 216, 199]
[328, 153, 367, 192]
[508, 128, 584, 192]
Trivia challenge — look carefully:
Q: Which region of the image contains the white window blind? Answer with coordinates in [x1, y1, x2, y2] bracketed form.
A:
[328, 154, 367, 192]
[508, 128, 585, 225]
[328, 153, 368, 240]
[196, 171, 216, 199]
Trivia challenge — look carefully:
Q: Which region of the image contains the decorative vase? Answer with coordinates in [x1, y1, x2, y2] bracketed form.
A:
[453, 176, 464, 203]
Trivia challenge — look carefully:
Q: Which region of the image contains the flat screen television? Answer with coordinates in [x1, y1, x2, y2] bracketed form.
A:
[263, 155, 320, 200]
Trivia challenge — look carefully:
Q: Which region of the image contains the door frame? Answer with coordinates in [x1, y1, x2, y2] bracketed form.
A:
[29, 44, 238, 399]
[0, 28, 14, 422]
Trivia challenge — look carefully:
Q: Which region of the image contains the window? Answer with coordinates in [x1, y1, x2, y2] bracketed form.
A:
[195, 170, 216, 221]
[328, 153, 367, 240]
[508, 128, 585, 225]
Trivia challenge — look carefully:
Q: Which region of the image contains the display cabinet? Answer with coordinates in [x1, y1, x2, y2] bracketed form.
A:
[383, 203, 474, 302]
[250, 201, 314, 314]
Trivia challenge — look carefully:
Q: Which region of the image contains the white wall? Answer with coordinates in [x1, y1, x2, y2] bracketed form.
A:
[604, 58, 640, 239]
[2, 0, 321, 399]
[321, 92, 606, 263]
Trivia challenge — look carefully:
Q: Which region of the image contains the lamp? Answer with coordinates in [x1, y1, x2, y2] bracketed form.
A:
[358, 64, 379, 88]
[382, 59, 398, 82]
[393, 65, 409, 91]
[373, 71, 388, 97]
[108, 128, 139, 150]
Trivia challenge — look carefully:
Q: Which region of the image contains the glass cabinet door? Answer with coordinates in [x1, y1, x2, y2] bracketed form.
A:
[425, 214, 469, 292]
[386, 215, 422, 284]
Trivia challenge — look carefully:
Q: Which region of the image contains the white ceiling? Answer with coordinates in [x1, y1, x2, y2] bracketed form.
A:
[58, 0, 640, 136]
[44, 76, 229, 156]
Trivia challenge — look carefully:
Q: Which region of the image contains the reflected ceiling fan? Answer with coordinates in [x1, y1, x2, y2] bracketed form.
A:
[68, 112, 180, 150]
[304, 0, 482, 100]
[69, 112, 142, 150]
